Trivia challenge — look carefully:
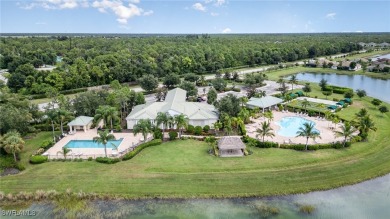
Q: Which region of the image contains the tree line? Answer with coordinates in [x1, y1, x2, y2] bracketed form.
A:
[2, 33, 387, 94]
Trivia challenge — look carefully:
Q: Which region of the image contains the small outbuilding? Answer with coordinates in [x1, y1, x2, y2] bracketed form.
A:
[218, 136, 246, 157]
[68, 116, 94, 133]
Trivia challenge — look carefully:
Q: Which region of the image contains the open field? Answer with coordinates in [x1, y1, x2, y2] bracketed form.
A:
[1, 96, 389, 198]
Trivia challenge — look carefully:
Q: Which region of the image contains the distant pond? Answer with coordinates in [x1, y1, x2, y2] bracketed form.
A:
[294, 72, 390, 103]
[1, 174, 390, 218]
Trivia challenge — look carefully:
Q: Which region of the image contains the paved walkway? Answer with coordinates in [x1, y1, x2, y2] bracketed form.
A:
[45, 129, 151, 159]
[246, 111, 344, 145]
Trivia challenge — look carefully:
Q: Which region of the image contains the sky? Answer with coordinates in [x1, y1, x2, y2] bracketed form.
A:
[1, 0, 389, 33]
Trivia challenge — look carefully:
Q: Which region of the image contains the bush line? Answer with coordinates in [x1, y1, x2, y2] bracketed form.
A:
[122, 139, 162, 161]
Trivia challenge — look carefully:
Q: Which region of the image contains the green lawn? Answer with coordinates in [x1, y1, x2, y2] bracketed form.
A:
[1, 97, 390, 198]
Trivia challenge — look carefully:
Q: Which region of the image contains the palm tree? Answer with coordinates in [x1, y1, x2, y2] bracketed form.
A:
[174, 114, 189, 138]
[355, 108, 368, 118]
[205, 136, 217, 153]
[94, 105, 119, 131]
[239, 96, 248, 107]
[296, 122, 321, 150]
[238, 108, 250, 124]
[289, 75, 298, 91]
[93, 130, 116, 157]
[324, 111, 332, 127]
[256, 121, 275, 142]
[57, 146, 72, 159]
[213, 121, 222, 136]
[331, 115, 340, 129]
[264, 111, 274, 123]
[258, 90, 266, 98]
[301, 98, 310, 113]
[2, 131, 24, 162]
[334, 122, 357, 147]
[133, 119, 154, 143]
[355, 115, 377, 141]
[57, 109, 73, 135]
[46, 109, 58, 142]
[155, 112, 171, 138]
[277, 78, 285, 89]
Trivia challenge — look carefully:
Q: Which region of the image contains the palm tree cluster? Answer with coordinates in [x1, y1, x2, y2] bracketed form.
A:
[133, 113, 190, 143]
[94, 105, 119, 131]
[0, 130, 25, 162]
[353, 109, 377, 142]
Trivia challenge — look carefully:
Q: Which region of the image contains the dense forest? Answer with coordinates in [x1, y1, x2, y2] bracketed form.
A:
[1, 33, 389, 94]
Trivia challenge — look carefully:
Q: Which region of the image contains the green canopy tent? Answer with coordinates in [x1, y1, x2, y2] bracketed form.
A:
[295, 91, 304, 97]
[289, 93, 297, 98]
[336, 100, 345, 106]
[327, 105, 338, 110]
[344, 98, 352, 104]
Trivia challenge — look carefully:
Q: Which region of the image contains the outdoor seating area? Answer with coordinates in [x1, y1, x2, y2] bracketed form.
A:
[246, 110, 344, 145]
[44, 129, 150, 159]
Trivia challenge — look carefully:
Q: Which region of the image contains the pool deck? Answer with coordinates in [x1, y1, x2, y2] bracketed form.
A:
[246, 111, 344, 145]
[45, 129, 151, 159]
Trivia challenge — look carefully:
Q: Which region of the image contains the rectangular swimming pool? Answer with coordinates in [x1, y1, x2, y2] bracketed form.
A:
[65, 138, 124, 149]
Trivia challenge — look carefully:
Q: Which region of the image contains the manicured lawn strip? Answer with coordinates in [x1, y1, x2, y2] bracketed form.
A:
[1, 96, 389, 198]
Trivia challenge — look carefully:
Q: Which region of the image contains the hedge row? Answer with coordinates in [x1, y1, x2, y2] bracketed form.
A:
[280, 141, 351, 150]
[29, 88, 88, 99]
[122, 139, 162, 161]
[242, 136, 278, 148]
[29, 155, 48, 164]
[95, 157, 121, 164]
[324, 85, 353, 94]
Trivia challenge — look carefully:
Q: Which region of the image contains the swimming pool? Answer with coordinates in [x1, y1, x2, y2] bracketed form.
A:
[275, 117, 319, 137]
[65, 138, 124, 149]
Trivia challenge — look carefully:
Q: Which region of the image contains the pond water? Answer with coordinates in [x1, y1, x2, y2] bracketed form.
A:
[294, 72, 390, 103]
[2, 174, 389, 218]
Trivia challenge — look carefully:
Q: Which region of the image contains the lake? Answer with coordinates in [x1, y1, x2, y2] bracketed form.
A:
[2, 174, 389, 218]
[294, 72, 390, 103]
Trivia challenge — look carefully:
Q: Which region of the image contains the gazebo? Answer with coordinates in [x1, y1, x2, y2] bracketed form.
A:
[218, 137, 246, 157]
[67, 116, 94, 133]
[246, 96, 284, 112]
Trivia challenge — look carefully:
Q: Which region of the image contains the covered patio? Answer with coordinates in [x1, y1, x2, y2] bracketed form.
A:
[218, 136, 246, 157]
[68, 116, 94, 133]
[246, 96, 283, 112]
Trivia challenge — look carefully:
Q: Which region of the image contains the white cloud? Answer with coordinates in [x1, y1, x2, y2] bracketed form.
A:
[92, 0, 151, 24]
[192, 3, 206, 12]
[222, 28, 231, 33]
[215, 0, 225, 6]
[356, 30, 363, 33]
[210, 12, 219, 16]
[325, 12, 336, 20]
[20, 0, 89, 10]
[19, 0, 152, 24]
[143, 10, 153, 16]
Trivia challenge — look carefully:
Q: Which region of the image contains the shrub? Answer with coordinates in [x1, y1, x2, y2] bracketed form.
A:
[308, 145, 319, 150]
[15, 163, 26, 171]
[343, 103, 349, 108]
[332, 98, 339, 102]
[299, 205, 316, 214]
[186, 125, 195, 134]
[95, 157, 121, 164]
[256, 141, 278, 148]
[203, 125, 210, 133]
[232, 87, 241, 92]
[122, 139, 162, 161]
[332, 141, 344, 149]
[29, 155, 48, 164]
[280, 144, 306, 150]
[194, 126, 203, 135]
[169, 131, 178, 140]
[88, 157, 93, 161]
[153, 129, 163, 140]
[41, 140, 54, 150]
[318, 143, 333, 149]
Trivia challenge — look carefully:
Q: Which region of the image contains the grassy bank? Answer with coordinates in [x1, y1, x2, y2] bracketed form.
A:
[1, 96, 390, 198]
